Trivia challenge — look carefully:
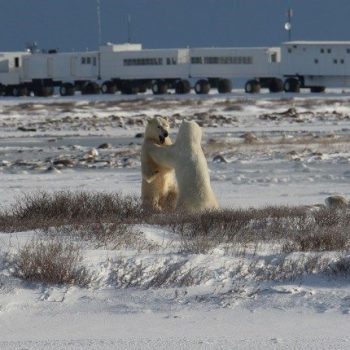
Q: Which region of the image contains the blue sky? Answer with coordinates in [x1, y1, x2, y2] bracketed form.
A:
[0, 1, 349, 52]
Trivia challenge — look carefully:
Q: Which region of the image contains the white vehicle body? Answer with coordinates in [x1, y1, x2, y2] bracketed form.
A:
[0, 52, 28, 85]
[21, 52, 99, 82]
[2, 40, 350, 96]
[189, 47, 281, 79]
[99, 43, 189, 80]
[281, 41, 350, 88]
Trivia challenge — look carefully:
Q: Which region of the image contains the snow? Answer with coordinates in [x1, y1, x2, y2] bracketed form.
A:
[1, 90, 350, 349]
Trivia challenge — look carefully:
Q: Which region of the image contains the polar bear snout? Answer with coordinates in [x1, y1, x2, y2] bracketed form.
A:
[159, 130, 169, 144]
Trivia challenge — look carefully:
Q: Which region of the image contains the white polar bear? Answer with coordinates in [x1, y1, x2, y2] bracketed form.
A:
[141, 116, 177, 211]
[148, 120, 219, 213]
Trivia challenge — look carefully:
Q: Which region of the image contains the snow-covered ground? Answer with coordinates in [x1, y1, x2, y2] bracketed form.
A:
[1, 90, 350, 349]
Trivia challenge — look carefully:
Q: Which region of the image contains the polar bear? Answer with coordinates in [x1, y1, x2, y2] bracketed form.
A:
[147, 120, 219, 213]
[141, 116, 177, 211]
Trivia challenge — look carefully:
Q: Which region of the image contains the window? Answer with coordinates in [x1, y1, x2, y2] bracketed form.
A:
[341, 59, 345, 64]
[166, 57, 177, 65]
[191, 57, 202, 64]
[86, 57, 91, 64]
[327, 48, 332, 53]
[320, 48, 324, 53]
[202, 56, 252, 64]
[347, 48, 350, 54]
[123, 57, 163, 66]
[314, 58, 319, 64]
[270, 52, 278, 63]
[93, 57, 97, 66]
[14, 57, 19, 68]
[333, 59, 338, 64]
[288, 48, 292, 53]
[81, 57, 86, 64]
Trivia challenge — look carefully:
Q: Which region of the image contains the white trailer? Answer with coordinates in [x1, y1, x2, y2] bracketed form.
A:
[0, 52, 29, 96]
[21, 51, 100, 96]
[280, 41, 350, 92]
[3, 40, 350, 97]
[188, 47, 282, 93]
[99, 43, 190, 94]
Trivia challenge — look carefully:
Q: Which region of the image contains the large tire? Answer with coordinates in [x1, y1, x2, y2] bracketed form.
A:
[138, 84, 147, 93]
[152, 80, 168, 95]
[120, 83, 139, 95]
[175, 79, 191, 94]
[194, 79, 210, 94]
[268, 78, 284, 93]
[82, 82, 100, 95]
[12, 85, 28, 97]
[245, 80, 261, 93]
[217, 79, 232, 93]
[101, 81, 117, 94]
[60, 83, 75, 96]
[310, 86, 325, 93]
[33, 86, 54, 97]
[284, 78, 300, 93]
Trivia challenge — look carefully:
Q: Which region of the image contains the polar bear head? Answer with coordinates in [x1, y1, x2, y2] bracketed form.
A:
[176, 120, 202, 144]
[145, 116, 170, 144]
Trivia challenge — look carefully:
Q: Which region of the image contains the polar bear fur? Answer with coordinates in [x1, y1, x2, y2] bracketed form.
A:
[141, 116, 177, 211]
[148, 120, 219, 213]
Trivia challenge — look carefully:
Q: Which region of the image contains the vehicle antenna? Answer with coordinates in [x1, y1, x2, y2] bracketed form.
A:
[127, 14, 132, 43]
[96, 0, 102, 47]
[284, 8, 293, 41]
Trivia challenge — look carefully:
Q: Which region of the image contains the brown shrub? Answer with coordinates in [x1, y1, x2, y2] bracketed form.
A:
[11, 238, 92, 286]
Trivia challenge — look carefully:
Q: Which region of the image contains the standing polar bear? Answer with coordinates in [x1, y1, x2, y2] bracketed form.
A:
[141, 116, 177, 211]
[147, 120, 219, 213]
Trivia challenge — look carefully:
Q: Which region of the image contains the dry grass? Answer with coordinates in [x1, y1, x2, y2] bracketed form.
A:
[0, 191, 144, 232]
[1, 191, 350, 256]
[2, 191, 350, 287]
[10, 237, 92, 286]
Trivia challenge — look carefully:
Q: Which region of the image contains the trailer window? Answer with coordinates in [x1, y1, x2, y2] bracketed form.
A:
[314, 59, 319, 64]
[166, 57, 177, 65]
[270, 52, 278, 63]
[341, 59, 345, 64]
[86, 57, 91, 64]
[333, 59, 338, 64]
[81, 57, 86, 64]
[347, 49, 350, 54]
[14, 57, 19, 67]
[320, 48, 324, 53]
[123, 58, 163, 66]
[191, 57, 202, 64]
[327, 48, 332, 53]
[93, 57, 97, 66]
[202, 56, 252, 64]
[287, 48, 292, 53]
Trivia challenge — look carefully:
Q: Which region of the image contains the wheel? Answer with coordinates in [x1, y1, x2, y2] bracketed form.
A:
[245, 80, 261, 93]
[60, 83, 75, 96]
[217, 79, 232, 93]
[284, 78, 300, 93]
[175, 79, 191, 94]
[194, 79, 210, 94]
[120, 83, 139, 95]
[310, 86, 325, 93]
[33, 86, 53, 97]
[138, 84, 147, 93]
[152, 80, 168, 95]
[82, 82, 100, 95]
[12, 85, 28, 97]
[101, 81, 117, 94]
[268, 78, 284, 93]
